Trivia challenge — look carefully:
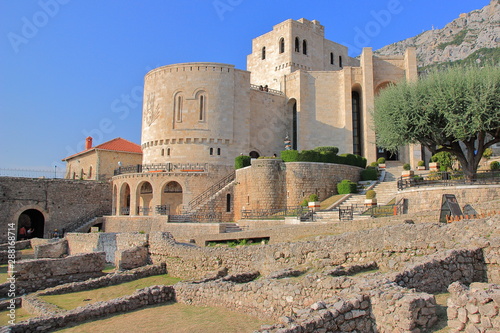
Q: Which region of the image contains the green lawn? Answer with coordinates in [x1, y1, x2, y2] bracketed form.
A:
[0, 265, 8, 284]
[41, 275, 181, 310]
[55, 302, 273, 333]
[0, 307, 33, 326]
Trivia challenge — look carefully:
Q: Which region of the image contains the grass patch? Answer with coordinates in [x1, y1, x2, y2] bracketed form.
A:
[0, 307, 33, 326]
[351, 268, 380, 277]
[20, 248, 34, 260]
[102, 264, 116, 273]
[40, 275, 181, 310]
[320, 194, 345, 209]
[55, 302, 272, 333]
[0, 265, 8, 284]
[430, 292, 449, 332]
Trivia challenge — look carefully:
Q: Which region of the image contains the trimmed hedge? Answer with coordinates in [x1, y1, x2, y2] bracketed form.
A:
[337, 179, 357, 194]
[280, 149, 366, 169]
[365, 190, 376, 199]
[361, 168, 378, 181]
[313, 146, 339, 155]
[403, 163, 411, 171]
[235, 155, 251, 169]
[490, 161, 500, 170]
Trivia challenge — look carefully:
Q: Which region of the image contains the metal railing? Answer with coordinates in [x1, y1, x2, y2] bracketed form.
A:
[250, 84, 285, 96]
[65, 207, 111, 233]
[397, 170, 500, 190]
[155, 205, 169, 215]
[188, 171, 236, 210]
[114, 163, 209, 176]
[137, 206, 152, 216]
[241, 206, 305, 220]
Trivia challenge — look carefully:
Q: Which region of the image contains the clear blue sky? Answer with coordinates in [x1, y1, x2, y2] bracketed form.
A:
[0, 0, 490, 172]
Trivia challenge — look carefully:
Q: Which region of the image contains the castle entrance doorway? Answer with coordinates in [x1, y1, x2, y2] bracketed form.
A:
[161, 181, 183, 214]
[17, 209, 44, 240]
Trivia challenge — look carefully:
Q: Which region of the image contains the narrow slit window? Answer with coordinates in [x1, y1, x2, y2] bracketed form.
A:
[295, 37, 300, 52]
[330, 52, 334, 65]
[339, 56, 343, 68]
[210, 148, 213, 155]
[302, 40, 307, 55]
[217, 148, 221, 155]
[261, 47, 266, 60]
[175, 95, 183, 122]
[279, 38, 285, 54]
[199, 94, 206, 121]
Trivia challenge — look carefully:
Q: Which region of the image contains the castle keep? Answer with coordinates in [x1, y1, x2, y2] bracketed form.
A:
[111, 18, 419, 221]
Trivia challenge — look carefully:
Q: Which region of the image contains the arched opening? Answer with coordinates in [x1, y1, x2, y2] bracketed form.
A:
[174, 93, 183, 122]
[120, 183, 131, 215]
[249, 151, 260, 159]
[161, 181, 183, 214]
[302, 40, 307, 55]
[352, 88, 362, 156]
[279, 37, 285, 54]
[137, 182, 153, 216]
[330, 52, 334, 65]
[261, 46, 266, 60]
[17, 209, 44, 240]
[375, 81, 394, 96]
[210, 148, 214, 155]
[295, 37, 300, 52]
[198, 93, 206, 121]
[287, 99, 298, 150]
[226, 193, 231, 212]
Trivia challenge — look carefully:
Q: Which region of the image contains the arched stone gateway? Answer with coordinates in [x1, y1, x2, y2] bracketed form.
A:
[161, 181, 183, 214]
[137, 181, 153, 216]
[17, 209, 44, 240]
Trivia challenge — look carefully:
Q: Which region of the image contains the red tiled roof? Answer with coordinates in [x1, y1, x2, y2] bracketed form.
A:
[62, 137, 142, 161]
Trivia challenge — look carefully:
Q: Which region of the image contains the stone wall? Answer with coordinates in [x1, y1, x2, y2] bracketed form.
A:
[234, 160, 362, 220]
[34, 239, 68, 259]
[115, 246, 149, 270]
[396, 185, 500, 216]
[447, 281, 500, 332]
[0, 177, 111, 242]
[0, 252, 106, 296]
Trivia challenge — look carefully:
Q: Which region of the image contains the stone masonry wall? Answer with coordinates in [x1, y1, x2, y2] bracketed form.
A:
[0, 177, 111, 242]
[447, 281, 500, 332]
[234, 160, 361, 220]
[0, 252, 106, 296]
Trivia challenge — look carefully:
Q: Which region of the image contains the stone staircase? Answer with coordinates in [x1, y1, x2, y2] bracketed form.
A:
[315, 161, 404, 222]
[224, 223, 244, 233]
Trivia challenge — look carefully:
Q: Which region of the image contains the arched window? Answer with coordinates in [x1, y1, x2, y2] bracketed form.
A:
[261, 47, 266, 60]
[352, 91, 362, 156]
[161, 149, 164, 156]
[174, 93, 183, 122]
[199, 94, 206, 121]
[302, 40, 307, 55]
[279, 38, 285, 54]
[330, 52, 334, 65]
[339, 56, 343, 68]
[295, 37, 300, 52]
[210, 148, 213, 155]
[217, 148, 221, 155]
[167, 148, 171, 156]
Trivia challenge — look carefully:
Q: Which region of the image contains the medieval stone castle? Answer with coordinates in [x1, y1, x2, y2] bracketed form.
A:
[109, 18, 420, 221]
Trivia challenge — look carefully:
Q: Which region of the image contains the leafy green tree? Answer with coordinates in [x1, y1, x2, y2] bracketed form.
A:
[373, 65, 500, 179]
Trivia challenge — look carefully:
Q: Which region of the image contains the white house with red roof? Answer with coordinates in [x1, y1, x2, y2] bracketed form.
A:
[62, 137, 142, 181]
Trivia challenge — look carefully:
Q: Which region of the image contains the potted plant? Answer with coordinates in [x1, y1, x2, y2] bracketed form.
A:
[402, 163, 414, 178]
[416, 160, 426, 171]
[429, 156, 440, 171]
[364, 190, 377, 206]
[307, 194, 321, 211]
[377, 157, 386, 169]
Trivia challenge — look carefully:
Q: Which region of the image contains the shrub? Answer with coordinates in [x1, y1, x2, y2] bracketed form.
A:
[365, 190, 376, 199]
[403, 163, 411, 171]
[417, 160, 425, 167]
[297, 150, 321, 162]
[370, 161, 378, 167]
[308, 194, 319, 202]
[431, 152, 454, 171]
[300, 198, 308, 207]
[483, 148, 493, 160]
[337, 179, 357, 194]
[361, 168, 378, 181]
[490, 161, 500, 170]
[377, 157, 386, 164]
[280, 150, 299, 162]
[313, 146, 339, 155]
[235, 155, 251, 169]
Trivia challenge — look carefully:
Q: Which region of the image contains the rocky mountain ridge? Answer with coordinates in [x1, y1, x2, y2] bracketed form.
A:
[375, 0, 500, 67]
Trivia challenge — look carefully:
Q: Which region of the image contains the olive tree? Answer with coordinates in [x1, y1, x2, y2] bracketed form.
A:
[373, 65, 500, 179]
